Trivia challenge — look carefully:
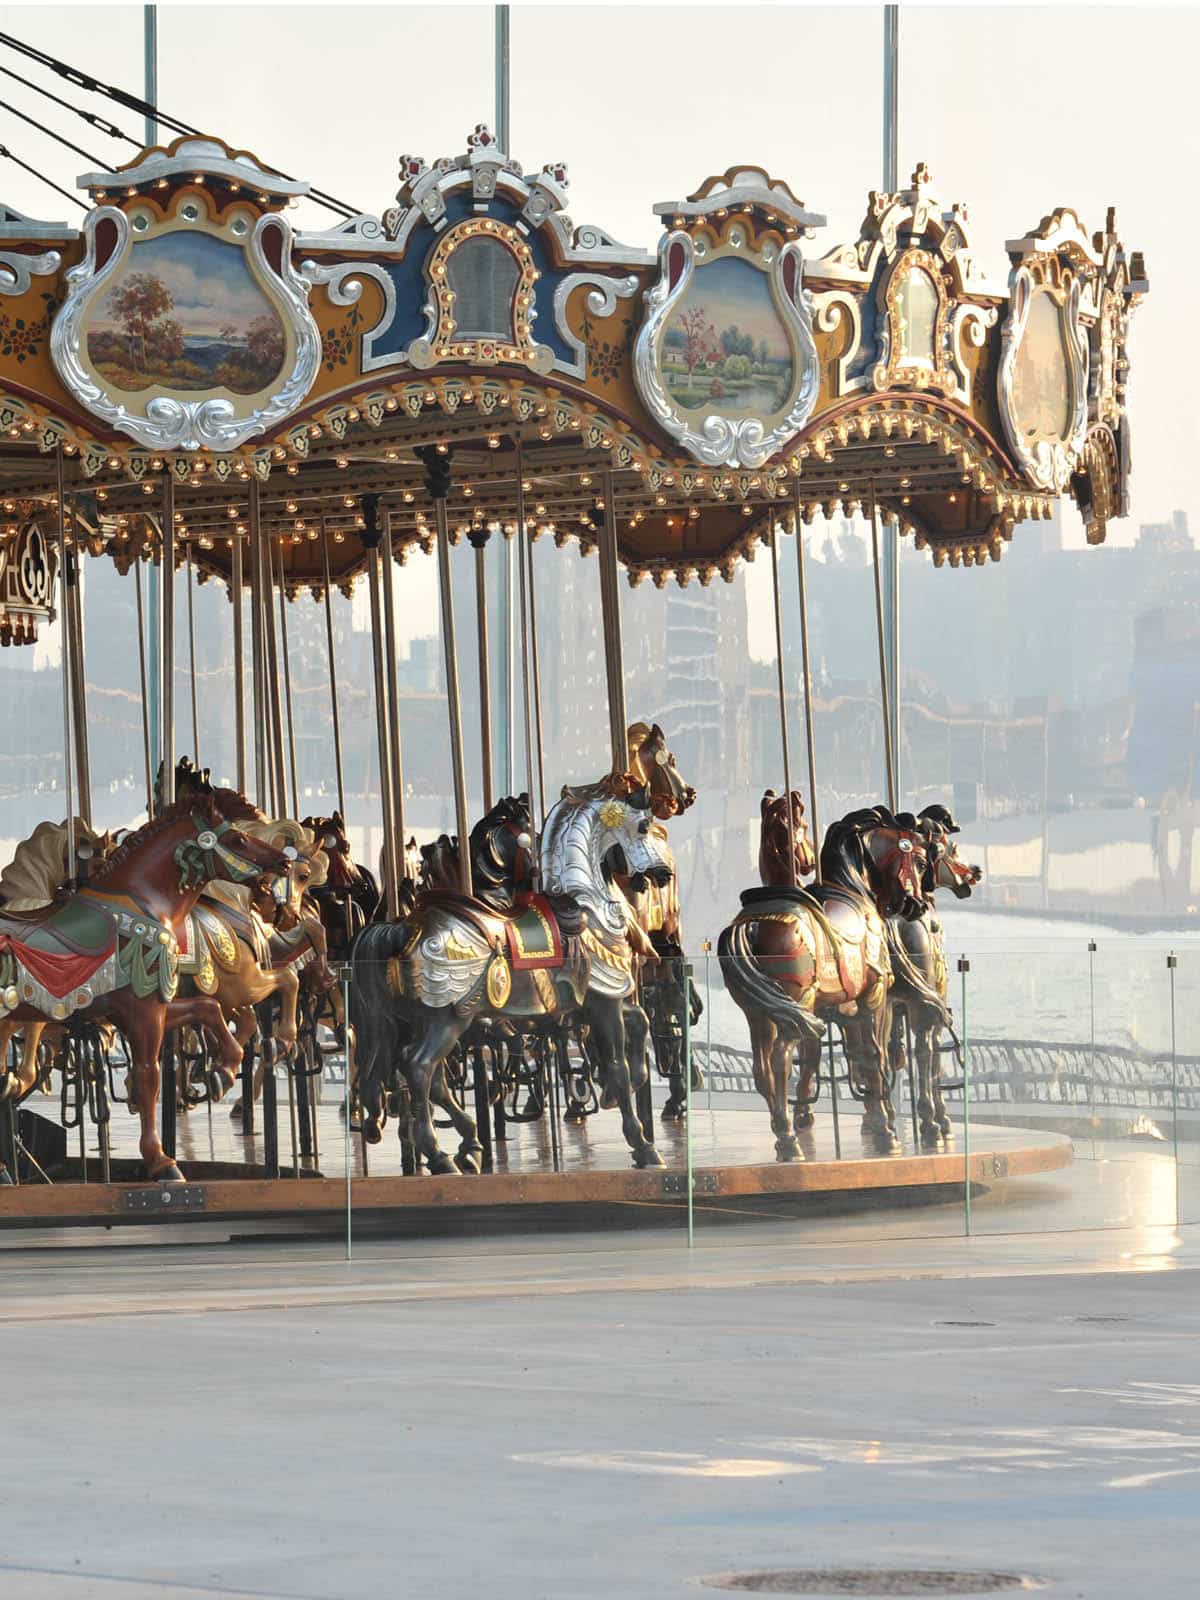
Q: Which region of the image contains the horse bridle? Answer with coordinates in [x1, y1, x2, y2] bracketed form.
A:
[174, 812, 284, 893]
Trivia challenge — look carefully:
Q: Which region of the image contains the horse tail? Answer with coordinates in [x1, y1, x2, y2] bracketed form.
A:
[346, 922, 410, 1090]
[717, 918, 824, 1044]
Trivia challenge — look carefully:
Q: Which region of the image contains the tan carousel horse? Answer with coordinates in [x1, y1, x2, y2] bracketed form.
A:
[718, 804, 930, 1159]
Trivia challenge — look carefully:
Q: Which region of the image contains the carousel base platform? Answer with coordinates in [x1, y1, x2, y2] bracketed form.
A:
[0, 1094, 1072, 1231]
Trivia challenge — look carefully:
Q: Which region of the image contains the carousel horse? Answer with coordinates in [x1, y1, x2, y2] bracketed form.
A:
[614, 721, 701, 1123]
[718, 804, 929, 1159]
[154, 766, 336, 1118]
[349, 777, 674, 1173]
[302, 812, 381, 960]
[0, 791, 287, 1181]
[886, 806, 981, 1145]
[0, 818, 120, 1119]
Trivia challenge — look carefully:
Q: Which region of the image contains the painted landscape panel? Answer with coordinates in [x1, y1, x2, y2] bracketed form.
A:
[661, 256, 792, 418]
[85, 230, 286, 396]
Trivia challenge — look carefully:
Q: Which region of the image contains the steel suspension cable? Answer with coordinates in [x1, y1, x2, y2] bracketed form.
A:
[0, 96, 109, 169]
[0, 32, 360, 218]
[0, 143, 85, 209]
[0, 59, 136, 144]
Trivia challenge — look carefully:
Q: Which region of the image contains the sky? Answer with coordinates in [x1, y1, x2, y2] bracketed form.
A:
[0, 0, 1188, 655]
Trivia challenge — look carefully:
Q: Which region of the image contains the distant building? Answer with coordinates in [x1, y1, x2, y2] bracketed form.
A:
[1136, 509, 1192, 553]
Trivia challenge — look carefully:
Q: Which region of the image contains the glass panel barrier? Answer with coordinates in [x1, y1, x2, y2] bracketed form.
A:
[959, 938, 1180, 1237]
[1174, 945, 1200, 1227]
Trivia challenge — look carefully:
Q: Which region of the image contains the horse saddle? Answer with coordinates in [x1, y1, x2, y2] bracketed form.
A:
[505, 893, 564, 972]
[0, 896, 118, 1003]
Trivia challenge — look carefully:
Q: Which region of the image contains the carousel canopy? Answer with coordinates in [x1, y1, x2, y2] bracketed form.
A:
[0, 127, 1146, 637]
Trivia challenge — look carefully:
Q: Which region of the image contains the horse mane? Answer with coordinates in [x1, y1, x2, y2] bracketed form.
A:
[89, 790, 259, 883]
[819, 807, 896, 899]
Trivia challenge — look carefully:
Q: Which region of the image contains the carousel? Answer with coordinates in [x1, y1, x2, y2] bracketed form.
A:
[0, 122, 1143, 1228]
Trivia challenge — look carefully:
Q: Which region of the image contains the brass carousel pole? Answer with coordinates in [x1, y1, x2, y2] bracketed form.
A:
[248, 481, 268, 812]
[133, 553, 154, 818]
[768, 521, 797, 887]
[380, 511, 407, 858]
[274, 537, 301, 817]
[64, 496, 91, 828]
[360, 494, 399, 919]
[261, 533, 287, 816]
[868, 481, 898, 813]
[231, 531, 246, 796]
[524, 488, 547, 822]
[160, 471, 175, 808]
[319, 520, 346, 820]
[513, 441, 541, 840]
[882, 1, 902, 801]
[469, 528, 495, 814]
[598, 468, 628, 775]
[185, 542, 200, 764]
[793, 485, 822, 885]
[54, 448, 77, 879]
[419, 448, 472, 897]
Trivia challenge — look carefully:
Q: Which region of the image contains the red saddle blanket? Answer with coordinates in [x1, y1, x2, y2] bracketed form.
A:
[504, 893, 563, 971]
[0, 927, 116, 999]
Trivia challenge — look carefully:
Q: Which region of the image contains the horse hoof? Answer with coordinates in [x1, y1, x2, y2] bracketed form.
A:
[455, 1150, 481, 1176]
[362, 1118, 383, 1146]
[0, 1167, 14, 1186]
[151, 1162, 186, 1184]
[229, 1100, 244, 1121]
[794, 1108, 815, 1129]
[920, 1124, 943, 1149]
[775, 1136, 802, 1162]
[633, 1145, 664, 1170]
[209, 1070, 234, 1104]
[564, 1106, 587, 1125]
[661, 1099, 685, 1122]
[429, 1152, 459, 1177]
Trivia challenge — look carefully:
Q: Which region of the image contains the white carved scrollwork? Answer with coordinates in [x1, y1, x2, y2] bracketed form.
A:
[51, 206, 320, 452]
[633, 230, 819, 469]
[998, 261, 1089, 493]
[0, 250, 60, 296]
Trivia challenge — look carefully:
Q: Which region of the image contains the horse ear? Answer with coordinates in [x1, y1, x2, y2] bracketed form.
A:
[761, 790, 776, 818]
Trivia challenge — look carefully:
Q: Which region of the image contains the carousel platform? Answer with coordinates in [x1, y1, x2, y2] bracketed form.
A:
[0, 1087, 1072, 1229]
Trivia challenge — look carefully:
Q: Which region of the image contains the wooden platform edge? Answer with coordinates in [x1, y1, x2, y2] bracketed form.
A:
[0, 1132, 1073, 1225]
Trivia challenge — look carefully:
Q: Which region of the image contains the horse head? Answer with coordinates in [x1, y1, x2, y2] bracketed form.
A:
[759, 788, 816, 886]
[469, 794, 535, 907]
[823, 806, 928, 922]
[419, 834, 461, 892]
[304, 813, 365, 894]
[241, 819, 329, 930]
[596, 786, 673, 889]
[182, 793, 291, 896]
[626, 721, 696, 819]
[915, 806, 981, 902]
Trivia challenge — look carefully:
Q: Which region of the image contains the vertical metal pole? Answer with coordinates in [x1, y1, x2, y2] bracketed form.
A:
[504, 533, 515, 795]
[65, 514, 92, 828]
[1168, 953, 1179, 1227]
[598, 468, 628, 776]
[54, 448, 77, 879]
[143, 7, 161, 794]
[380, 515, 407, 851]
[231, 533, 246, 796]
[769, 522, 796, 886]
[186, 544, 200, 763]
[432, 500, 473, 898]
[868, 482, 898, 813]
[365, 541, 399, 919]
[793, 487, 821, 884]
[275, 538, 300, 816]
[261, 536, 287, 815]
[471, 533, 495, 814]
[160, 473, 175, 808]
[524, 503, 547, 822]
[494, 3, 510, 150]
[882, 1, 901, 802]
[248, 483, 268, 812]
[133, 556, 154, 817]
[320, 524, 346, 820]
[514, 445, 541, 842]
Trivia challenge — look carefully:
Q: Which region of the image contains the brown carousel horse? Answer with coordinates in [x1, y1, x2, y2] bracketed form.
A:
[718, 804, 929, 1159]
[0, 792, 287, 1181]
[350, 777, 674, 1173]
[792, 804, 981, 1146]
